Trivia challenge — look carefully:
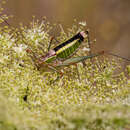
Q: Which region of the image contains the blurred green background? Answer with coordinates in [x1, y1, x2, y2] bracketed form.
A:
[2, 0, 130, 66]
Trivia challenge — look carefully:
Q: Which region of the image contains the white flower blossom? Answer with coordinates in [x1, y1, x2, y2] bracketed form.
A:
[13, 44, 27, 57]
[82, 47, 90, 52]
[79, 21, 87, 26]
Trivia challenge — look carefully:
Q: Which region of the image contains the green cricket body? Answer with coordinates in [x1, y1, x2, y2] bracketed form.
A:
[39, 31, 89, 65]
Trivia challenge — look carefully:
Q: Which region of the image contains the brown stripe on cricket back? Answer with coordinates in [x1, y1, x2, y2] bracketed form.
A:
[54, 31, 86, 52]
[53, 31, 89, 60]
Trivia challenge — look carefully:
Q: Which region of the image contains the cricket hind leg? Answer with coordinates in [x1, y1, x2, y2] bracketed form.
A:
[97, 50, 130, 62]
[90, 50, 130, 71]
[104, 51, 130, 62]
[46, 64, 63, 83]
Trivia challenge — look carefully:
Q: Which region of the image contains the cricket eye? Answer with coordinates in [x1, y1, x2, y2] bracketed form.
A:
[80, 31, 88, 38]
[85, 30, 89, 35]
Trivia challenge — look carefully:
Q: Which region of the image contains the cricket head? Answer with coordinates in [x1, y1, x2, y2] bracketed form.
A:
[80, 30, 89, 39]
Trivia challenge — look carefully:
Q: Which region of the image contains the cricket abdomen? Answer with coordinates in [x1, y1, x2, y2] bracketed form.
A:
[56, 39, 82, 59]
[54, 31, 86, 60]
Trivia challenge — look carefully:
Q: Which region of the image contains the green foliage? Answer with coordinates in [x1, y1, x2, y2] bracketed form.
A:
[0, 12, 130, 129]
